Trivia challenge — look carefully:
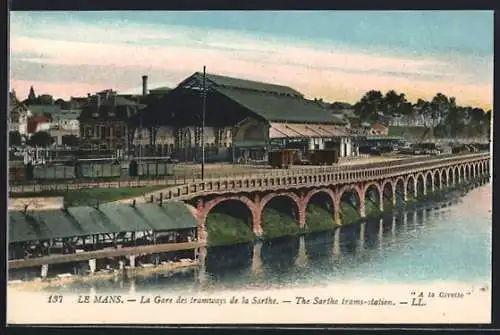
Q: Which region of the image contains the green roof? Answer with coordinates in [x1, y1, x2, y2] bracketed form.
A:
[9, 202, 197, 243]
[29, 104, 62, 116]
[183, 72, 304, 97]
[215, 87, 345, 124]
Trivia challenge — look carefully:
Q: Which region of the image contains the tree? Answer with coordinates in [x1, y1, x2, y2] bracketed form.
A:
[9, 131, 22, 146]
[28, 131, 54, 147]
[61, 134, 79, 147]
[354, 90, 384, 122]
[28, 86, 36, 101]
[430, 93, 450, 125]
[383, 90, 406, 115]
[37, 94, 54, 105]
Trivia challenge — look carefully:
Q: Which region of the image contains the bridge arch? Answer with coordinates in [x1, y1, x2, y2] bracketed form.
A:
[381, 179, 394, 211]
[441, 168, 448, 188]
[405, 175, 416, 199]
[465, 164, 471, 181]
[393, 177, 405, 206]
[203, 195, 257, 220]
[363, 182, 382, 215]
[304, 188, 336, 229]
[446, 167, 453, 186]
[260, 191, 304, 229]
[425, 171, 433, 193]
[453, 166, 459, 185]
[202, 195, 258, 244]
[338, 184, 362, 224]
[303, 188, 335, 209]
[415, 173, 425, 198]
[433, 169, 441, 190]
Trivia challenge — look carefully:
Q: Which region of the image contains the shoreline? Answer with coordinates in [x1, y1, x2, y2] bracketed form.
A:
[8, 259, 199, 291]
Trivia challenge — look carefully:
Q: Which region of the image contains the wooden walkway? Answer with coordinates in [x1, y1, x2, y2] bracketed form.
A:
[9, 241, 201, 269]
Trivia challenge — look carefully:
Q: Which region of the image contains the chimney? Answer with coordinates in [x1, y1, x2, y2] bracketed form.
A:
[142, 75, 148, 96]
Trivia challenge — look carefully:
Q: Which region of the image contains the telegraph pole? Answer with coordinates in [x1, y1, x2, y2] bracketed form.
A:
[201, 66, 207, 180]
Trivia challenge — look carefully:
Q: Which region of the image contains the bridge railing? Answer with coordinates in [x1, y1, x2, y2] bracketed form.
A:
[128, 152, 489, 203]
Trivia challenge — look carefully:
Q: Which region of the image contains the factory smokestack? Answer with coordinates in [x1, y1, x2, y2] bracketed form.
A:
[142, 75, 148, 96]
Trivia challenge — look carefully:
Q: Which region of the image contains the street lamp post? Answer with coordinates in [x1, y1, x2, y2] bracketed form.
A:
[201, 66, 207, 180]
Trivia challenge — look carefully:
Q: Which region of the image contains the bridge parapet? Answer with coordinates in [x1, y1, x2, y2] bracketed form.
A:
[116, 153, 489, 204]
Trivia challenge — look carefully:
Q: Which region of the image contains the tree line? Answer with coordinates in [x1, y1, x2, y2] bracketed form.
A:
[333, 90, 491, 138]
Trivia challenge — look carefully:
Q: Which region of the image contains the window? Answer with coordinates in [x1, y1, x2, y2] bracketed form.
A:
[85, 126, 93, 138]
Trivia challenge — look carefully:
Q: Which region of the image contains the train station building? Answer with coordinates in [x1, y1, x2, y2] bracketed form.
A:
[137, 72, 362, 163]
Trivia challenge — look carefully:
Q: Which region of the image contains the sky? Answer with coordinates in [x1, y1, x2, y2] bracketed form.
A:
[9, 11, 494, 110]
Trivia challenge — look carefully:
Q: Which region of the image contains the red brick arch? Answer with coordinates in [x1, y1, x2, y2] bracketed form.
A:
[259, 191, 302, 212]
[447, 167, 454, 184]
[201, 195, 257, 224]
[405, 174, 416, 189]
[440, 168, 448, 185]
[303, 188, 335, 209]
[381, 179, 394, 195]
[337, 184, 363, 203]
[393, 177, 405, 190]
[432, 169, 441, 184]
[362, 181, 382, 198]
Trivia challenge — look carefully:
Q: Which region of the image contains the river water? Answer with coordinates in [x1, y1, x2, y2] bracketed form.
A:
[54, 182, 492, 294]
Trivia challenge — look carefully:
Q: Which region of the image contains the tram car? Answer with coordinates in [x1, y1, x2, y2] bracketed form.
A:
[9, 156, 177, 183]
[308, 149, 340, 165]
[268, 149, 298, 169]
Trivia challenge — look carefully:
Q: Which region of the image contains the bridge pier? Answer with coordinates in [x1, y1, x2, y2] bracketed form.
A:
[296, 235, 308, 267]
[358, 222, 365, 251]
[359, 200, 366, 218]
[251, 241, 263, 275]
[197, 246, 207, 284]
[41, 264, 48, 279]
[332, 228, 340, 259]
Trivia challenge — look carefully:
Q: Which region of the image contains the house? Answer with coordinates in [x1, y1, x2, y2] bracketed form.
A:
[8, 92, 31, 137]
[27, 115, 51, 134]
[78, 89, 145, 151]
[368, 123, 389, 136]
[137, 72, 359, 162]
[50, 109, 81, 133]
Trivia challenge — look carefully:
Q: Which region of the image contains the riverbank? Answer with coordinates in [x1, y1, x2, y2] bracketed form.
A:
[8, 258, 199, 291]
[204, 176, 488, 247]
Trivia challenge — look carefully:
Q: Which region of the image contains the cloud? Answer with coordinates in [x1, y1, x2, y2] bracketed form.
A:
[9, 14, 493, 109]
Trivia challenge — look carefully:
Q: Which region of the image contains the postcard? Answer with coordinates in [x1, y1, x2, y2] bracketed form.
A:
[7, 10, 493, 325]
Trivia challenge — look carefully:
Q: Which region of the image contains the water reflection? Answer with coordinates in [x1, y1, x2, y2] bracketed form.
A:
[53, 183, 490, 293]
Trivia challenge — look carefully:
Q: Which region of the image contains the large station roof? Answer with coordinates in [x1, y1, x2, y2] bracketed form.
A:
[269, 122, 349, 139]
[140, 71, 347, 127]
[8, 201, 197, 243]
[179, 72, 304, 97]
[215, 87, 345, 125]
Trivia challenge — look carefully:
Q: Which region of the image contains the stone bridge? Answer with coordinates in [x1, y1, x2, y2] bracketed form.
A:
[119, 153, 490, 244]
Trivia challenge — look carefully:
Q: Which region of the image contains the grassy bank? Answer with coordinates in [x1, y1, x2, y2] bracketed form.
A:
[9, 186, 167, 207]
[262, 207, 301, 239]
[205, 212, 255, 246]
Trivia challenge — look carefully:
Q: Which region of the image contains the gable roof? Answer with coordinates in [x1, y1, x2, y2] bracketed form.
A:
[178, 72, 304, 97]
[51, 109, 81, 121]
[28, 104, 61, 116]
[215, 87, 345, 125]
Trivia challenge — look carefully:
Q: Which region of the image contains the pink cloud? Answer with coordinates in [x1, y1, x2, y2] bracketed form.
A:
[10, 80, 125, 100]
[10, 23, 493, 109]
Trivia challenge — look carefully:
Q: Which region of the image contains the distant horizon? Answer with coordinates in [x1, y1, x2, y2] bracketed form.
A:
[10, 11, 493, 110]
